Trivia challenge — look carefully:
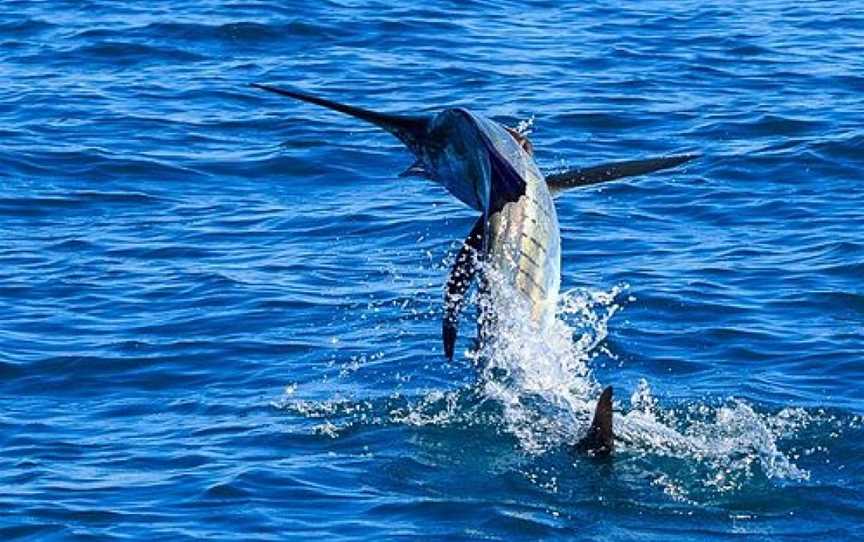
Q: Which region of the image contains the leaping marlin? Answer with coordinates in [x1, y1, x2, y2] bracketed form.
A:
[252, 83, 697, 456]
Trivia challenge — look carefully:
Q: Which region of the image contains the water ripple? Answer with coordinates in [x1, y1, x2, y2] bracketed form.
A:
[1, 0, 862, 540]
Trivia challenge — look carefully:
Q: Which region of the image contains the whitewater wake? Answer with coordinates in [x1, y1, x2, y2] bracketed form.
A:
[275, 269, 851, 500]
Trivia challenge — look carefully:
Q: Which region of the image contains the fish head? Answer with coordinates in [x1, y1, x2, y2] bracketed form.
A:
[418, 108, 534, 212]
[412, 108, 498, 211]
[252, 84, 533, 213]
[407, 108, 535, 212]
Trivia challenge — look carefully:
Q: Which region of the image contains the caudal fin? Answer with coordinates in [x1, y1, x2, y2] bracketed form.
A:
[574, 386, 614, 456]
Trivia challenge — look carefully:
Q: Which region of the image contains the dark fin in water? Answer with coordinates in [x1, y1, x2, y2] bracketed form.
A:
[250, 83, 430, 151]
[547, 154, 698, 195]
[574, 386, 614, 457]
[443, 217, 485, 360]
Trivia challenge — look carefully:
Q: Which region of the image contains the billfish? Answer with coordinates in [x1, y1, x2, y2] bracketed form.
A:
[251, 83, 696, 455]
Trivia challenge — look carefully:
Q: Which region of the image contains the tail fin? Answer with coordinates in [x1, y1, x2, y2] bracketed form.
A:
[574, 386, 614, 456]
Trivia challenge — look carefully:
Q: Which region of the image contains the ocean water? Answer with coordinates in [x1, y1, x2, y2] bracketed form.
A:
[1, 1, 863, 540]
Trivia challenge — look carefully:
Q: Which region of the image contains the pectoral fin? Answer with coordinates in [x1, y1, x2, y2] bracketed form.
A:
[547, 154, 698, 195]
[443, 217, 485, 360]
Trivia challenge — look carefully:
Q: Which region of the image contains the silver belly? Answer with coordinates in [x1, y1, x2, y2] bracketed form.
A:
[487, 180, 561, 327]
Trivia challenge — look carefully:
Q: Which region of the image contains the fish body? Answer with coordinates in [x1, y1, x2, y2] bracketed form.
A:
[422, 109, 561, 329]
[251, 84, 698, 455]
[249, 83, 695, 360]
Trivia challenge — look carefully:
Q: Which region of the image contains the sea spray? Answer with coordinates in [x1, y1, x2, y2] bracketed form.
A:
[277, 271, 823, 499]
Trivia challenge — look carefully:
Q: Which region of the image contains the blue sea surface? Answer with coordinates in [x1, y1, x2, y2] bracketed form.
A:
[1, 1, 863, 540]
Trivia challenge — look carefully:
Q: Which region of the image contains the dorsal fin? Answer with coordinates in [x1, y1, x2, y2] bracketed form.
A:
[442, 217, 485, 360]
[547, 154, 698, 195]
[574, 386, 614, 456]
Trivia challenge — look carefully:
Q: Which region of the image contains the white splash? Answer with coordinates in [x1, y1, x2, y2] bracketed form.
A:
[459, 275, 815, 492]
[514, 115, 535, 137]
[276, 267, 823, 497]
[465, 275, 619, 454]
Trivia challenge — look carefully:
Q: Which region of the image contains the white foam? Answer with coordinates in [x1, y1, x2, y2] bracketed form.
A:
[276, 271, 822, 496]
[455, 275, 814, 491]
